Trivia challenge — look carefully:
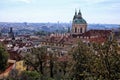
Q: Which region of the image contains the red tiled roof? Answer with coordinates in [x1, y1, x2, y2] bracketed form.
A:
[0, 63, 14, 76]
[3, 63, 14, 73]
[8, 50, 22, 61]
[82, 30, 111, 37]
[57, 56, 69, 62]
[89, 36, 106, 43]
[2, 40, 12, 44]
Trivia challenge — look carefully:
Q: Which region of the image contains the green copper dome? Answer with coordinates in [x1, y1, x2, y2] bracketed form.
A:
[73, 18, 87, 24]
[72, 10, 87, 24]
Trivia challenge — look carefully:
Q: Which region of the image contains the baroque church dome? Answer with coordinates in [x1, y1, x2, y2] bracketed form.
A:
[73, 10, 87, 24]
[73, 18, 87, 24]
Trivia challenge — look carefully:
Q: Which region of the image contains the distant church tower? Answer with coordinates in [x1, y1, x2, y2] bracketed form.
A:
[8, 27, 15, 40]
[72, 10, 87, 35]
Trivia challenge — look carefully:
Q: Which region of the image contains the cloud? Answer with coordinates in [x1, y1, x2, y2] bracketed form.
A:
[84, 0, 106, 3]
[13, 0, 33, 3]
[72, 0, 114, 6]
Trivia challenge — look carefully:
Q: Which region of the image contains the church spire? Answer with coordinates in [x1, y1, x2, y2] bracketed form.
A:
[75, 9, 77, 15]
[77, 9, 82, 19]
[78, 9, 82, 16]
[73, 9, 77, 20]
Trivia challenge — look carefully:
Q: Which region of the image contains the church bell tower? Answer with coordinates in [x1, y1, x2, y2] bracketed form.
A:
[72, 9, 87, 35]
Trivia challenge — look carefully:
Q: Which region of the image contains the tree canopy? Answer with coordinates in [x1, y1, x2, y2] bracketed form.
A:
[20, 71, 41, 80]
[24, 47, 47, 75]
[0, 43, 9, 73]
[69, 38, 120, 80]
[10, 37, 120, 80]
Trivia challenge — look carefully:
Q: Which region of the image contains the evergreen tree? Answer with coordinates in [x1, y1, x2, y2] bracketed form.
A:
[91, 38, 120, 80]
[68, 38, 120, 80]
[69, 41, 92, 80]
[0, 43, 9, 73]
[47, 49, 57, 78]
[20, 71, 41, 80]
[24, 47, 47, 75]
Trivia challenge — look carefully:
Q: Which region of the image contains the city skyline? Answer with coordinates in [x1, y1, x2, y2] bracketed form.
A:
[0, 0, 120, 24]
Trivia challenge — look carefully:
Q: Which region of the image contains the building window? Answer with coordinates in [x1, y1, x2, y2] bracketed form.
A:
[80, 28, 82, 33]
[75, 27, 77, 33]
[78, 29, 79, 33]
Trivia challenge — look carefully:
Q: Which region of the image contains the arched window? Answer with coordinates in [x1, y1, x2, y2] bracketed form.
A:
[75, 27, 77, 33]
[78, 29, 79, 33]
[80, 28, 82, 33]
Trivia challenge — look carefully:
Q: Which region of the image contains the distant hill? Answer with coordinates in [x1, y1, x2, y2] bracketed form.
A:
[0, 22, 119, 34]
[88, 24, 120, 30]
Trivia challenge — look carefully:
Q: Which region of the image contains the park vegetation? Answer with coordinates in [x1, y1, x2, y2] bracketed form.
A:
[1, 37, 119, 80]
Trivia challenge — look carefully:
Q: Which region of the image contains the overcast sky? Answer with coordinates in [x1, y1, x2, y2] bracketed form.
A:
[0, 0, 120, 24]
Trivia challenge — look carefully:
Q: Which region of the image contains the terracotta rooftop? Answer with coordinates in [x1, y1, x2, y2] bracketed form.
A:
[89, 36, 107, 43]
[82, 30, 112, 37]
[57, 56, 69, 62]
[0, 63, 14, 79]
[8, 50, 22, 61]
